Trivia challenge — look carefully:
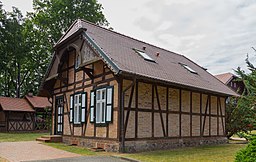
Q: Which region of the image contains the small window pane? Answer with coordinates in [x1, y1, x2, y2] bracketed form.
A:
[90, 108, 94, 122]
[82, 93, 86, 107]
[107, 88, 112, 104]
[102, 89, 106, 99]
[106, 105, 112, 121]
[101, 102, 105, 122]
[81, 109, 85, 122]
[134, 49, 155, 62]
[96, 103, 101, 123]
[181, 64, 197, 74]
[90, 92, 94, 106]
[97, 91, 100, 100]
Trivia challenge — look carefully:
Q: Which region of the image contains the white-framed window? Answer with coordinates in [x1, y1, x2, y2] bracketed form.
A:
[74, 94, 81, 124]
[179, 63, 198, 74]
[90, 86, 113, 125]
[70, 92, 87, 124]
[134, 49, 155, 62]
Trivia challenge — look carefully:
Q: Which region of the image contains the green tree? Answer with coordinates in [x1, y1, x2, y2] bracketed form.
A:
[0, 6, 35, 97]
[0, 0, 108, 97]
[226, 57, 256, 138]
[30, 0, 108, 45]
[25, 0, 108, 95]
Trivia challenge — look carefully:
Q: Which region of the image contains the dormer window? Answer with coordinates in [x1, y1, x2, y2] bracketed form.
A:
[180, 63, 197, 74]
[134, 49, 155, 62]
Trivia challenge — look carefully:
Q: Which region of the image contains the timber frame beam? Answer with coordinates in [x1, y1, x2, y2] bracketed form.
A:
[82, 67, 94, 79]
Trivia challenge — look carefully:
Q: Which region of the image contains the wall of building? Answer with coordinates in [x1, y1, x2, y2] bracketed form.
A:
[50, 37, 228, 152]
[123, 79, 227, 152]
[51, 40, 120, 151]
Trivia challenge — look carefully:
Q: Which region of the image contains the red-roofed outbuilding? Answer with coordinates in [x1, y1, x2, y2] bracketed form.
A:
[0, 95, 51, 132]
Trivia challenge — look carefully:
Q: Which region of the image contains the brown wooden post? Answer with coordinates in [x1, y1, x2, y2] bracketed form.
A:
[166, 87, 169, 137]
[200, 93, 202, 137]
[190, 91, 193, 137]
[152, 84, 154, 138]
[135, 80, 138, 139]
[179, 89, 182, 138]
[209, 95, 211, 136]
[217, 96, 219, 136]
[155, 85, 166, 137]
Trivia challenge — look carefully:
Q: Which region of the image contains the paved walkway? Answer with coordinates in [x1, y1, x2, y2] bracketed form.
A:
[26, 156, 134, 162]
[0, 141, 80, 162]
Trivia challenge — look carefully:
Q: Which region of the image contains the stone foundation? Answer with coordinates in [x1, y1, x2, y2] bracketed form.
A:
[124, 137, 228, 152]
[62, 136, 227, 153]
[62, 136, 120, 152]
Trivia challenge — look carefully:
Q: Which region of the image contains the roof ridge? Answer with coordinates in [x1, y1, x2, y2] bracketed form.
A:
[215, 72, 234, 76]
[80, 19, 185, 57]
[55, 19, 79, 45]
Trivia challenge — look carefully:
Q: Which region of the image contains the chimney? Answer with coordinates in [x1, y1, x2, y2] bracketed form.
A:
[142, 46, 146, 50]
[156, 52, 160, 57]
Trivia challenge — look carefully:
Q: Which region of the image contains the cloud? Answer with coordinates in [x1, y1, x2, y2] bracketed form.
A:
[134, 0, 256, 74]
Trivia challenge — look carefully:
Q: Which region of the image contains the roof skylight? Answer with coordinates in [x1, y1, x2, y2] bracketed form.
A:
[134, 49, 155, 62]
[180, 63, 197, 74]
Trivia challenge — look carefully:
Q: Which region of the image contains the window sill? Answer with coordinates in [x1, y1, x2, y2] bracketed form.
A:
[73, 123, 82, 127]
[95, 123, 108, 127]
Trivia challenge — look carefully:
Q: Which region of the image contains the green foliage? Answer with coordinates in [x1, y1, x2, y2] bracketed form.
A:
[124, 144, 246, 162]
[226, 56, 256, 138]
[0, 0, 107, 97]
[226, 96, 256, 138]
[30, 0, 108, 45]
[237, 132, 256, 141]
[235, 137, 256, 162]
[0, 6, 32, 97]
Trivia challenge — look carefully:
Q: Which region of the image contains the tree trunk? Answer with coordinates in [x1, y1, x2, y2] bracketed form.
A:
[16, 62, 21, 98]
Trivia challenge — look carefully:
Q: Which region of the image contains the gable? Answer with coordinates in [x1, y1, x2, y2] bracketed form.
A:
[42, 19, 238, 97]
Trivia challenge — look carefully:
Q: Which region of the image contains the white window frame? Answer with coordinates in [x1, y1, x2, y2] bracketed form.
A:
[134, 49, 155, 62]
[96, 88, 106, 124]
[74, 94, 81, 124]
[180, 63, 198, 74]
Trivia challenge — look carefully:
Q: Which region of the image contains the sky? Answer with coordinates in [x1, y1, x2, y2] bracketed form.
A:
[1, 0, 256, 75]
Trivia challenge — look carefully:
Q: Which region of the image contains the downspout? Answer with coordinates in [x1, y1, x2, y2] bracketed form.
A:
[120, 78, 136, 153]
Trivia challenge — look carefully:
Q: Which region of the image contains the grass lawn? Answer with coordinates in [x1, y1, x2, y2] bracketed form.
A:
[0, 132, 248, 161]
[0, 157, 8, 162]
[44, 142, 245, 162]
[44, 143, 97, 156]
[122, 144, 246, 162]
[250, 130, 256, 134]
[0, 132, 49, 142]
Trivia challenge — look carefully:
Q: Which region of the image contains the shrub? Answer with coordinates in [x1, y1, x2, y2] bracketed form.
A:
[235, 137, 256, 162]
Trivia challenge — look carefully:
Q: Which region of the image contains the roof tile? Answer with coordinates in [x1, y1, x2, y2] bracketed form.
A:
[0, 97, 34, 112]
[25, 96, 51, 109]
[54, 19, 238, 96]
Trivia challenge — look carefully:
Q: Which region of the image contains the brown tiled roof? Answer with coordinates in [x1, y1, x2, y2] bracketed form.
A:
[0, 97, 34, 112]
[25, 96, 51, 109]
[215, 72, 236, 85]
[51, 19, 237, 96]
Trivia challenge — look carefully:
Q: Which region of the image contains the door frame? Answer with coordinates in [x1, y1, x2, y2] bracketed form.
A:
[54, 95, 64, 135]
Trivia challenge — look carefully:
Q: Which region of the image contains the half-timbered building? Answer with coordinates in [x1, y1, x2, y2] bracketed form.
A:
[40, 19, 238, 152]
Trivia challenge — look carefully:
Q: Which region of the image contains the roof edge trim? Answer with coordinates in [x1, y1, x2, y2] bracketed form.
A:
[82, 32, 120, 74]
